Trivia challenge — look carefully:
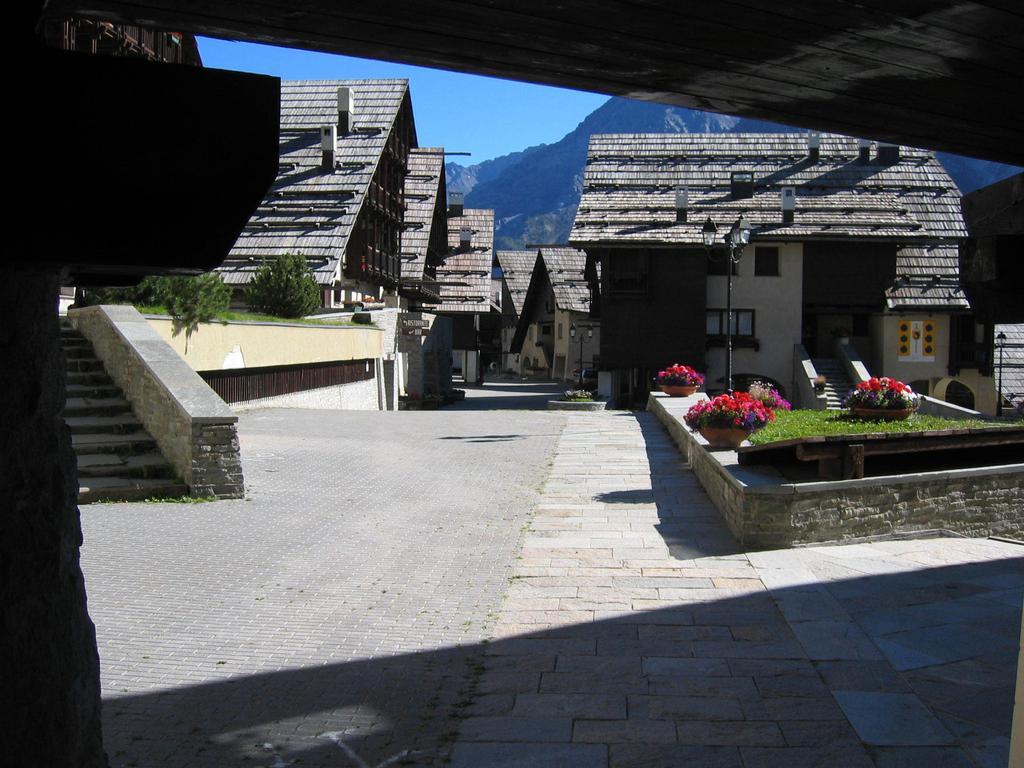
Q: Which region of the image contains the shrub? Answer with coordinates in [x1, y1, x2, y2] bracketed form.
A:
[746, 380, 792, 411]
[562, 389, 595, 402]
[656, 364, 704, 387]
[246, 253, 321, 318]
[844, 377, 919, 411]
[684, 392, 775, 434]
[157, 274, 231, 352]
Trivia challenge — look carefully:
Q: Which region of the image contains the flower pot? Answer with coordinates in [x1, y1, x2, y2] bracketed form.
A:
[851, 407, 914, 421]
[698, 426, 750, 449]
[661, 384, 699, 397]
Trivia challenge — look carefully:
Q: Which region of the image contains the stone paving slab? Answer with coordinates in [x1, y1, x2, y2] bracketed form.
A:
[454, 411, 1024, 767]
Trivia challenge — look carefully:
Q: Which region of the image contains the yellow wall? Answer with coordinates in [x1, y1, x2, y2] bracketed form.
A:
[146, 316, 384, 372]
[876, 313, 997, 414]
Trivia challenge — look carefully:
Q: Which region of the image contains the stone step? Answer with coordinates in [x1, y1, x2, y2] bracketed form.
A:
[72, 431, 157, 456]
[64, 397, 132, 418]
[76, 452, 175, 479]
[64, 414, 143, 435]
[61, 344, 94, 358]
[66, 383, 121, 399]
[66, 370, 112, 386]
[78, 476, 189, 505]
[66, 357, 105, 373]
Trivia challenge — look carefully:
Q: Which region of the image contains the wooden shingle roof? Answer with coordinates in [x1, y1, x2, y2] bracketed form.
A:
[996, 324, 1024, 409]
[495, 250, 538, 320]
[403, 147, 445, 281]
[218, 79, 410, 286]
[540, 247, 590, 313]
[571, 133, 966, 246]
[885, 246, 969, 310]
[572, 133, 969, 310]
[434, 208, 495, 314]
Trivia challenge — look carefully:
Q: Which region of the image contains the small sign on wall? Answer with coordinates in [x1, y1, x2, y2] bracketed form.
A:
[898, 319, 936, 362]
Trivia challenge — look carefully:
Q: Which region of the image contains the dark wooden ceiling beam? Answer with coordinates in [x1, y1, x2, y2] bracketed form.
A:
[42, 0, 1024, 164]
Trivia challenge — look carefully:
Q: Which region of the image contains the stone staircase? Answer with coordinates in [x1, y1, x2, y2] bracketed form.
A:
[811, 357, 853, 410]
[61, 324, 187, 503]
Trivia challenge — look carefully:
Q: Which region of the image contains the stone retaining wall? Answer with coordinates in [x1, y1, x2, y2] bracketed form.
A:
[69, 305, 244, 499]
[649, 392, 1024, 549]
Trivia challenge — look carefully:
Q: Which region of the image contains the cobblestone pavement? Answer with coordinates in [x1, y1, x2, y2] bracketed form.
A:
[450, 411, 1024, 768]
[80, 405, 565, 767]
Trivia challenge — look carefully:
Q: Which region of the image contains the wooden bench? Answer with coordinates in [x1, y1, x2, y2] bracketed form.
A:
[736, 426, 1024, 480]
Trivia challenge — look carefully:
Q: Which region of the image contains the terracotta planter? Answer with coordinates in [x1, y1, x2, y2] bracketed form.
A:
[698, 426, 750, 449]
[851, 407, 914, 421]
[660, 384, 699, 397]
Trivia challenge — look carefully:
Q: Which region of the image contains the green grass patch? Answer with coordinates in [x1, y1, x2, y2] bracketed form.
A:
[134, 305, 359, 327]
[749, 409, 1020, 445]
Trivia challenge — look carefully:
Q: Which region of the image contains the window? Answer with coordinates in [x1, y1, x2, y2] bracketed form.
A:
[609, 251, 649, 296]
[706, 309, 755, 337]
[558, 323, 563, 340]
[754, 247, 779, 276]
[707, 254, 738, 276]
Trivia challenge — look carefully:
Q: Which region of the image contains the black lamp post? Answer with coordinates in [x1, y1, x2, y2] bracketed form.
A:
[702, 215, 752, 393]
[996, 331, 1007, 417]
[569, 322, 593, 382]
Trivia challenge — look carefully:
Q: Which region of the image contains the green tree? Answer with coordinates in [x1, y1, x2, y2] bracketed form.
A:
[245, 253, 321, 318]
[157, 273, 231, 353]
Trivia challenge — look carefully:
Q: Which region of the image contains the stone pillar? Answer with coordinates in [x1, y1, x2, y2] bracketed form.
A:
[1, 270, 107, 767]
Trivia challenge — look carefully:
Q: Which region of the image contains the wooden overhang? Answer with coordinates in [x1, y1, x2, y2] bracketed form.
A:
[25, 44, 280, 282]
[736, 425, 1024, 480]
[41, 1, 1024, 165]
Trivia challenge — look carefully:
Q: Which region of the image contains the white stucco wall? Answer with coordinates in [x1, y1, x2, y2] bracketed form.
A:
[554, 310, 600, 381]
[704, 242, 803, 396]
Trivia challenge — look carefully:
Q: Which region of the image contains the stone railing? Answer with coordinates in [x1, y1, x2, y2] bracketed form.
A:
[835, 340, 871, 385]
[793, 344, 828, 410]
[68, 305, 243, 499]
[649, 391, 1023, 548]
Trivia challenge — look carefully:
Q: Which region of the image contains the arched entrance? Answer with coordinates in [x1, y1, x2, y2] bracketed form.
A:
[934, 377, 976, 410]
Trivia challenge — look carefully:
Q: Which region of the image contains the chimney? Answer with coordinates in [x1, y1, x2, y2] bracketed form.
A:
[877, 142, 900, 164]
[459, 227, 473, 249]
[858, 138, 872, 163]
[807, 131, 820, 162]
[781, 186, 796, 224]
[730, 171, 754, 200]
[675, 186, 689, 222]
[337, 86, 354, 134]
[320, 124, 337, 169]
[448, 191, 464, 217]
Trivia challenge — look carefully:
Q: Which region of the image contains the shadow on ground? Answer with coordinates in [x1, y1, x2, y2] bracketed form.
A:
[101, 559, 1023, 767]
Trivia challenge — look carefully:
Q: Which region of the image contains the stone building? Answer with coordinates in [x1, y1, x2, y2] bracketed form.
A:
[494, 249, 539, 375]
[510, 247, 599, 382]
[396, 148, 454, 398]
[218, 79, 415, 309]
[435, 207, 497, 384]
[571, 133, 997, 410]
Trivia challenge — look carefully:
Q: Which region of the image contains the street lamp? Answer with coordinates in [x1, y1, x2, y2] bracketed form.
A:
[703, 215, 752, 393]
[996, 331, 1007, 417]
[569, 322, 593, 383]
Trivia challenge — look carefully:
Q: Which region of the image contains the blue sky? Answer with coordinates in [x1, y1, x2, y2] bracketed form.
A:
[198, 38, 610, 164]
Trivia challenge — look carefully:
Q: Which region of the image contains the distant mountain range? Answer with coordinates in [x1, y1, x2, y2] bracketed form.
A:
[446, 97, 1021, 250]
